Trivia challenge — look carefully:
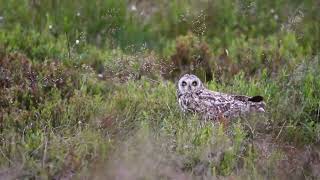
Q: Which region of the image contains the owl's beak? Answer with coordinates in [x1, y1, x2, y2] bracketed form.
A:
[188, 85, 191, 90]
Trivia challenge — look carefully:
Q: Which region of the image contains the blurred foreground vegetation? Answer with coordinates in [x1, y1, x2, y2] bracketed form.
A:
[0, 0, 320, 179]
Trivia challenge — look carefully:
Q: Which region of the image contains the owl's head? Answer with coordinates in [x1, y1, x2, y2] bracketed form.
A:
[177, 74, 204, 94]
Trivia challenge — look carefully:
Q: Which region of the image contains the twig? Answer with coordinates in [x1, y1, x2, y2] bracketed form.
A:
[275, 120, 287, 141]
[66, 32, 71, 60]
[0, 147, 13, 165]
[242, 117, 255, 138]
[42, 126, 49, 168]
[317, 102, 320, 121]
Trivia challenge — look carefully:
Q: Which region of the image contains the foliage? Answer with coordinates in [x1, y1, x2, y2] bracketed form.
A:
[0, 0, 319, 179]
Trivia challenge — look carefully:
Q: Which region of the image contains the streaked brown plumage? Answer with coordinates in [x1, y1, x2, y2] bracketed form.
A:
[177, 74, 265, 121]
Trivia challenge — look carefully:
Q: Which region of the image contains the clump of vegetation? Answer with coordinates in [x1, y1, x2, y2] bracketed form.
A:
[169, 32, 214, 81]
[0, 0, 319, 179]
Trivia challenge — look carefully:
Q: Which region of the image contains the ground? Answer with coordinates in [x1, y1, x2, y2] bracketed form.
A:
[0, 0, 320, 179]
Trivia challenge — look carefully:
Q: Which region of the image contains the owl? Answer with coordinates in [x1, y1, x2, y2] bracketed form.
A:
[177, 74, 266, 121]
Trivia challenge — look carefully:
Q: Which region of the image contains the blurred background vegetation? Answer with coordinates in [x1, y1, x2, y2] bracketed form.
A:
[0, 0, 319, 179]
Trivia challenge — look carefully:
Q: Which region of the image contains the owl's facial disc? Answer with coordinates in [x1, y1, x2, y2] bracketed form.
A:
[178, 74, 203, 94]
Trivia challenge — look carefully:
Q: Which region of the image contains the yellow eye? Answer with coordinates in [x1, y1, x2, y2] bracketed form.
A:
[192, 81, 198, 86]
[181, 81, 187, 86]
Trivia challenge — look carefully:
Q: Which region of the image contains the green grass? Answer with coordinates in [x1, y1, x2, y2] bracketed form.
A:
[0, 0, 320, 179]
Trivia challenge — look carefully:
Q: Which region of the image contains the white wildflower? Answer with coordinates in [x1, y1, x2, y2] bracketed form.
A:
[75, 40, 80, 44]
[49, 25, 53, 29]
[270, 8, 275, 14]
[131, 5, 137, 11]
[225, 49, 229, 56]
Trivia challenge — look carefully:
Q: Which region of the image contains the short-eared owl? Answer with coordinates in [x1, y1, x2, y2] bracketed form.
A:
[177, 74, 266, 121]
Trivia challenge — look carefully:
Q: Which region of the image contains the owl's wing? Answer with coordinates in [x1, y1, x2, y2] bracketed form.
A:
[198, 90, 234, 103]
[232, 95, 249, 102]
[199, 90, 256, 118]
[197, 90, 239, 118]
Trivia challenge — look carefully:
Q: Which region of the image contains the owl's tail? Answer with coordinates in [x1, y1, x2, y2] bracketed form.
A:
[248, 96, 266, 112]
[248, 95, 264, 102]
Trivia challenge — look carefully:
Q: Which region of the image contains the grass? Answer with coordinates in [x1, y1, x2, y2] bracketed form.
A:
[0, 0, 320, 179]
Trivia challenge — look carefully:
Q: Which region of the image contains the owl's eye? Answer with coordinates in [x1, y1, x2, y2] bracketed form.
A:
[192, 81, 198, 86]
[181, 81, 187, 86]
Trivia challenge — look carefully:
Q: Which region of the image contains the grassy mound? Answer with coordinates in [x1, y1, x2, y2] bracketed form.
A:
[0, 0, 319, 179]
